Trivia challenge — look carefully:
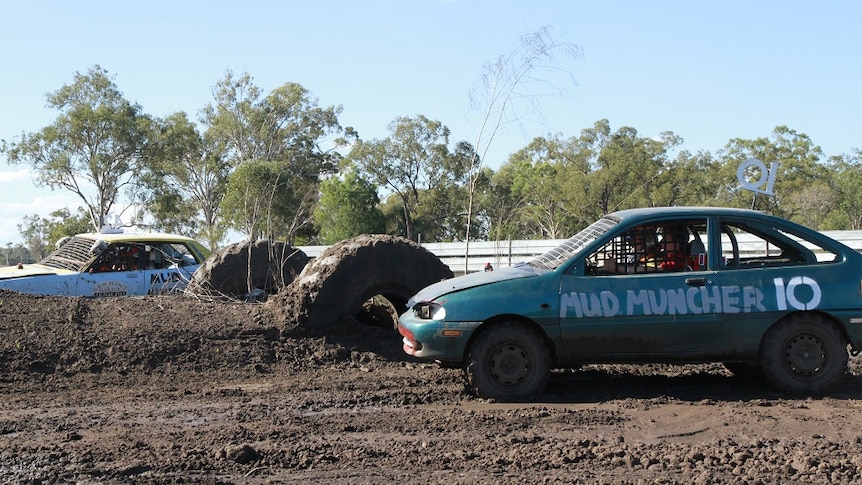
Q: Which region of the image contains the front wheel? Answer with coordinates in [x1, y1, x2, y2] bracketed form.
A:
[464, 322, 551, 401]
[759, 313, 848, 395]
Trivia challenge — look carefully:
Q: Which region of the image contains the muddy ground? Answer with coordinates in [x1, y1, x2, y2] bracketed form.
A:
[3, 290, 862, 484]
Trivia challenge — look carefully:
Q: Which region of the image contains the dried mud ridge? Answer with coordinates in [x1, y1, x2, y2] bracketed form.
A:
[4, 290, 862, 484]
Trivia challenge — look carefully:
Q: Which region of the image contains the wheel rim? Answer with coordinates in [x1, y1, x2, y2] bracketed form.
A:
[784, 333, 827, 376]
[488, 342, 532, 387]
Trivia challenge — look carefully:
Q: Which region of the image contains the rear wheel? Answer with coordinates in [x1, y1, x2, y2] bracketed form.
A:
[759, 313, 848, 395]
[465, 322, 550, 401]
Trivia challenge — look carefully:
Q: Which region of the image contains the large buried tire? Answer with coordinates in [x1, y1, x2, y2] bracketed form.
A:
[273, 234, 453, 334]
[186, 240, 308, 301]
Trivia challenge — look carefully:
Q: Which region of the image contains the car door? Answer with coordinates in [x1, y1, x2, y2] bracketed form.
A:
[143, 242, 201, 295]
[711, 217, 849, 355]
[559, 217, 721, 357]
[76, 243, 146, 297]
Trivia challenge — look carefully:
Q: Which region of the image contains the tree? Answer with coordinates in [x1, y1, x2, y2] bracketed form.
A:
[587, 123, 673, 214]
[496, 135, 590, 239]
[220, 160, 307, 241]
[142, 112, 230, 249]
[823, 151, 862, 230]
[16, 207, 91, 261]
[313, 170, 385, 244]
[348, 115, 464, 241]
[716, 126, 825, 218]
[201, 71, 347, 240]
[1, 65, 152, 230]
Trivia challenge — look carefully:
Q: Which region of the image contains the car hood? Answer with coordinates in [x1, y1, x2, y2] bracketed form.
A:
[407, 262, 539, 307]
[0, 264, 71, 280]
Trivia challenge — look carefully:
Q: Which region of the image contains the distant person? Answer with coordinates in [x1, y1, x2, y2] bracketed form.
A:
[484, 262, 494, 272]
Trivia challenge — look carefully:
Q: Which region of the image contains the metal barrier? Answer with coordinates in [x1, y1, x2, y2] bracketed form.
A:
[300, 230, 862, 275]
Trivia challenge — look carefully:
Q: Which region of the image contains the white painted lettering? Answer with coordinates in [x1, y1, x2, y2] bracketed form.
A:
[785, 276, 821, 310]
[580, 293, 603, 317]
[560, 292, 582, 318]
[742, 286, 765, 313]
[686, 287, 703, 314]
[600, 291, 620, 317]
[627, 289, 651, 316]
[722, 286, 741, 314]
[774, 277, 787, 310]
[648, 289, 668, 315]
[666, 288, 688, 315]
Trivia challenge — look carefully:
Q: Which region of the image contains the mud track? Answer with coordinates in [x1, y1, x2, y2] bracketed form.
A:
[2, 290, 862, 484]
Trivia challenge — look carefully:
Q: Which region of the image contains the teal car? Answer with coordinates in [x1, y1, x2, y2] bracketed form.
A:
[398, 207, 862, 401]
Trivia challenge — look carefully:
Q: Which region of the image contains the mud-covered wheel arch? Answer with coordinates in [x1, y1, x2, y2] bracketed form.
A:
[270, 234, 453, 334]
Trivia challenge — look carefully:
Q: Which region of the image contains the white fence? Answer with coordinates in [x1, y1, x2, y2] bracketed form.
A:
[299, 231, 862, 275]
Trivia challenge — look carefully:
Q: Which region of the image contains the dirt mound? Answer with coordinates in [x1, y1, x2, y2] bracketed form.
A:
[185, 239, 308, 300]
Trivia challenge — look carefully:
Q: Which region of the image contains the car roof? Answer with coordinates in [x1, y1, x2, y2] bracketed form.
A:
[608, 206, 763, 221]
[73, 231, 202, 244]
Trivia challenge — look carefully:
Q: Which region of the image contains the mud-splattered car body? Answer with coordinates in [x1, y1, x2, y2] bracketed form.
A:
[0, 231, 210, 297]
[399, 207, 862, 400]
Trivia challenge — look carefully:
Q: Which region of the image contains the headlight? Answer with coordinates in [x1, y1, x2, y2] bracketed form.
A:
[413, 302, 446, 320]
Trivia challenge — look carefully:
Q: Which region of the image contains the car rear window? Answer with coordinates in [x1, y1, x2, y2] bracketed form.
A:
[39, 237, 97, 272]
[531, 216, 620, 270]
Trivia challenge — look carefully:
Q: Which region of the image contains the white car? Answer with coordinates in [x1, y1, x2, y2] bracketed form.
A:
[0, 231, 211, 297]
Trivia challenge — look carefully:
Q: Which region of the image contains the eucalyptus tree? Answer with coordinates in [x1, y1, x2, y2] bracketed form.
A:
[654, 149, 724, 207]
[347, 115, 465, 241]
[496, 135, 590, 239]
[16, 207, 91, 260]
[1, 65, 152, 230]
[586, 122, 676, 215]
[142, 112, 229, 249]
[716, 126, 826, 219]
[201, 71, 346, 241]
[313, 169, 385, 244]
[822, 151, 862, 230]
[463, 27, 580, 269]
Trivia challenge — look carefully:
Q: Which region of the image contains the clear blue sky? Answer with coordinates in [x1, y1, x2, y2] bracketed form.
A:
[1, 0, 860, 245]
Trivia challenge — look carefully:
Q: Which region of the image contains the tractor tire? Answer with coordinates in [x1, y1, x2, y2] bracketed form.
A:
[276, 235, 453, 333]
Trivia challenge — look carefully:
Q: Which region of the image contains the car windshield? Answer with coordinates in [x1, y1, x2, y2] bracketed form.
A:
[530, 216, 620, 270]
[38, 236, 98, 272]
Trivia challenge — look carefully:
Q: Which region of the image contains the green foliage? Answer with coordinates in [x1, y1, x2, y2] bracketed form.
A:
[220, 160, 315, 240]
[1, 65, 151, 230]
[142, 111, 229, 248]
[202, 71, 345, 241]
[716, 126, 825, 218]
[314, 170, 385, 244]
[16, 207, 91, 261]
[823, 151, 862, 230]
[348, 115, 466, 241]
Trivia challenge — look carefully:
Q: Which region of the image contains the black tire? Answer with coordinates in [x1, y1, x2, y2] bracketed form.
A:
[758, 313, 848, 395]
[465, 322, 551, 402]
[278, 235, 453, 333]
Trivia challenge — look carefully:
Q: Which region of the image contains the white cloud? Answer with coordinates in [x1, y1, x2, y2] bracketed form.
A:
[0, 168, 32, 183]
[0, 192, 82, 245]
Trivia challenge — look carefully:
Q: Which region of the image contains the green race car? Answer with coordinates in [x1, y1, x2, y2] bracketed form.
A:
[399, 207, 862, 401]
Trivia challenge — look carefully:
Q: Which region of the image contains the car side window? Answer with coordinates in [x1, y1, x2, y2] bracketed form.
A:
[88, 243, 143, 273]
[145, 243, 201, 269]
[719, 221, 837, 269]
[587, 219, 708, 275]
